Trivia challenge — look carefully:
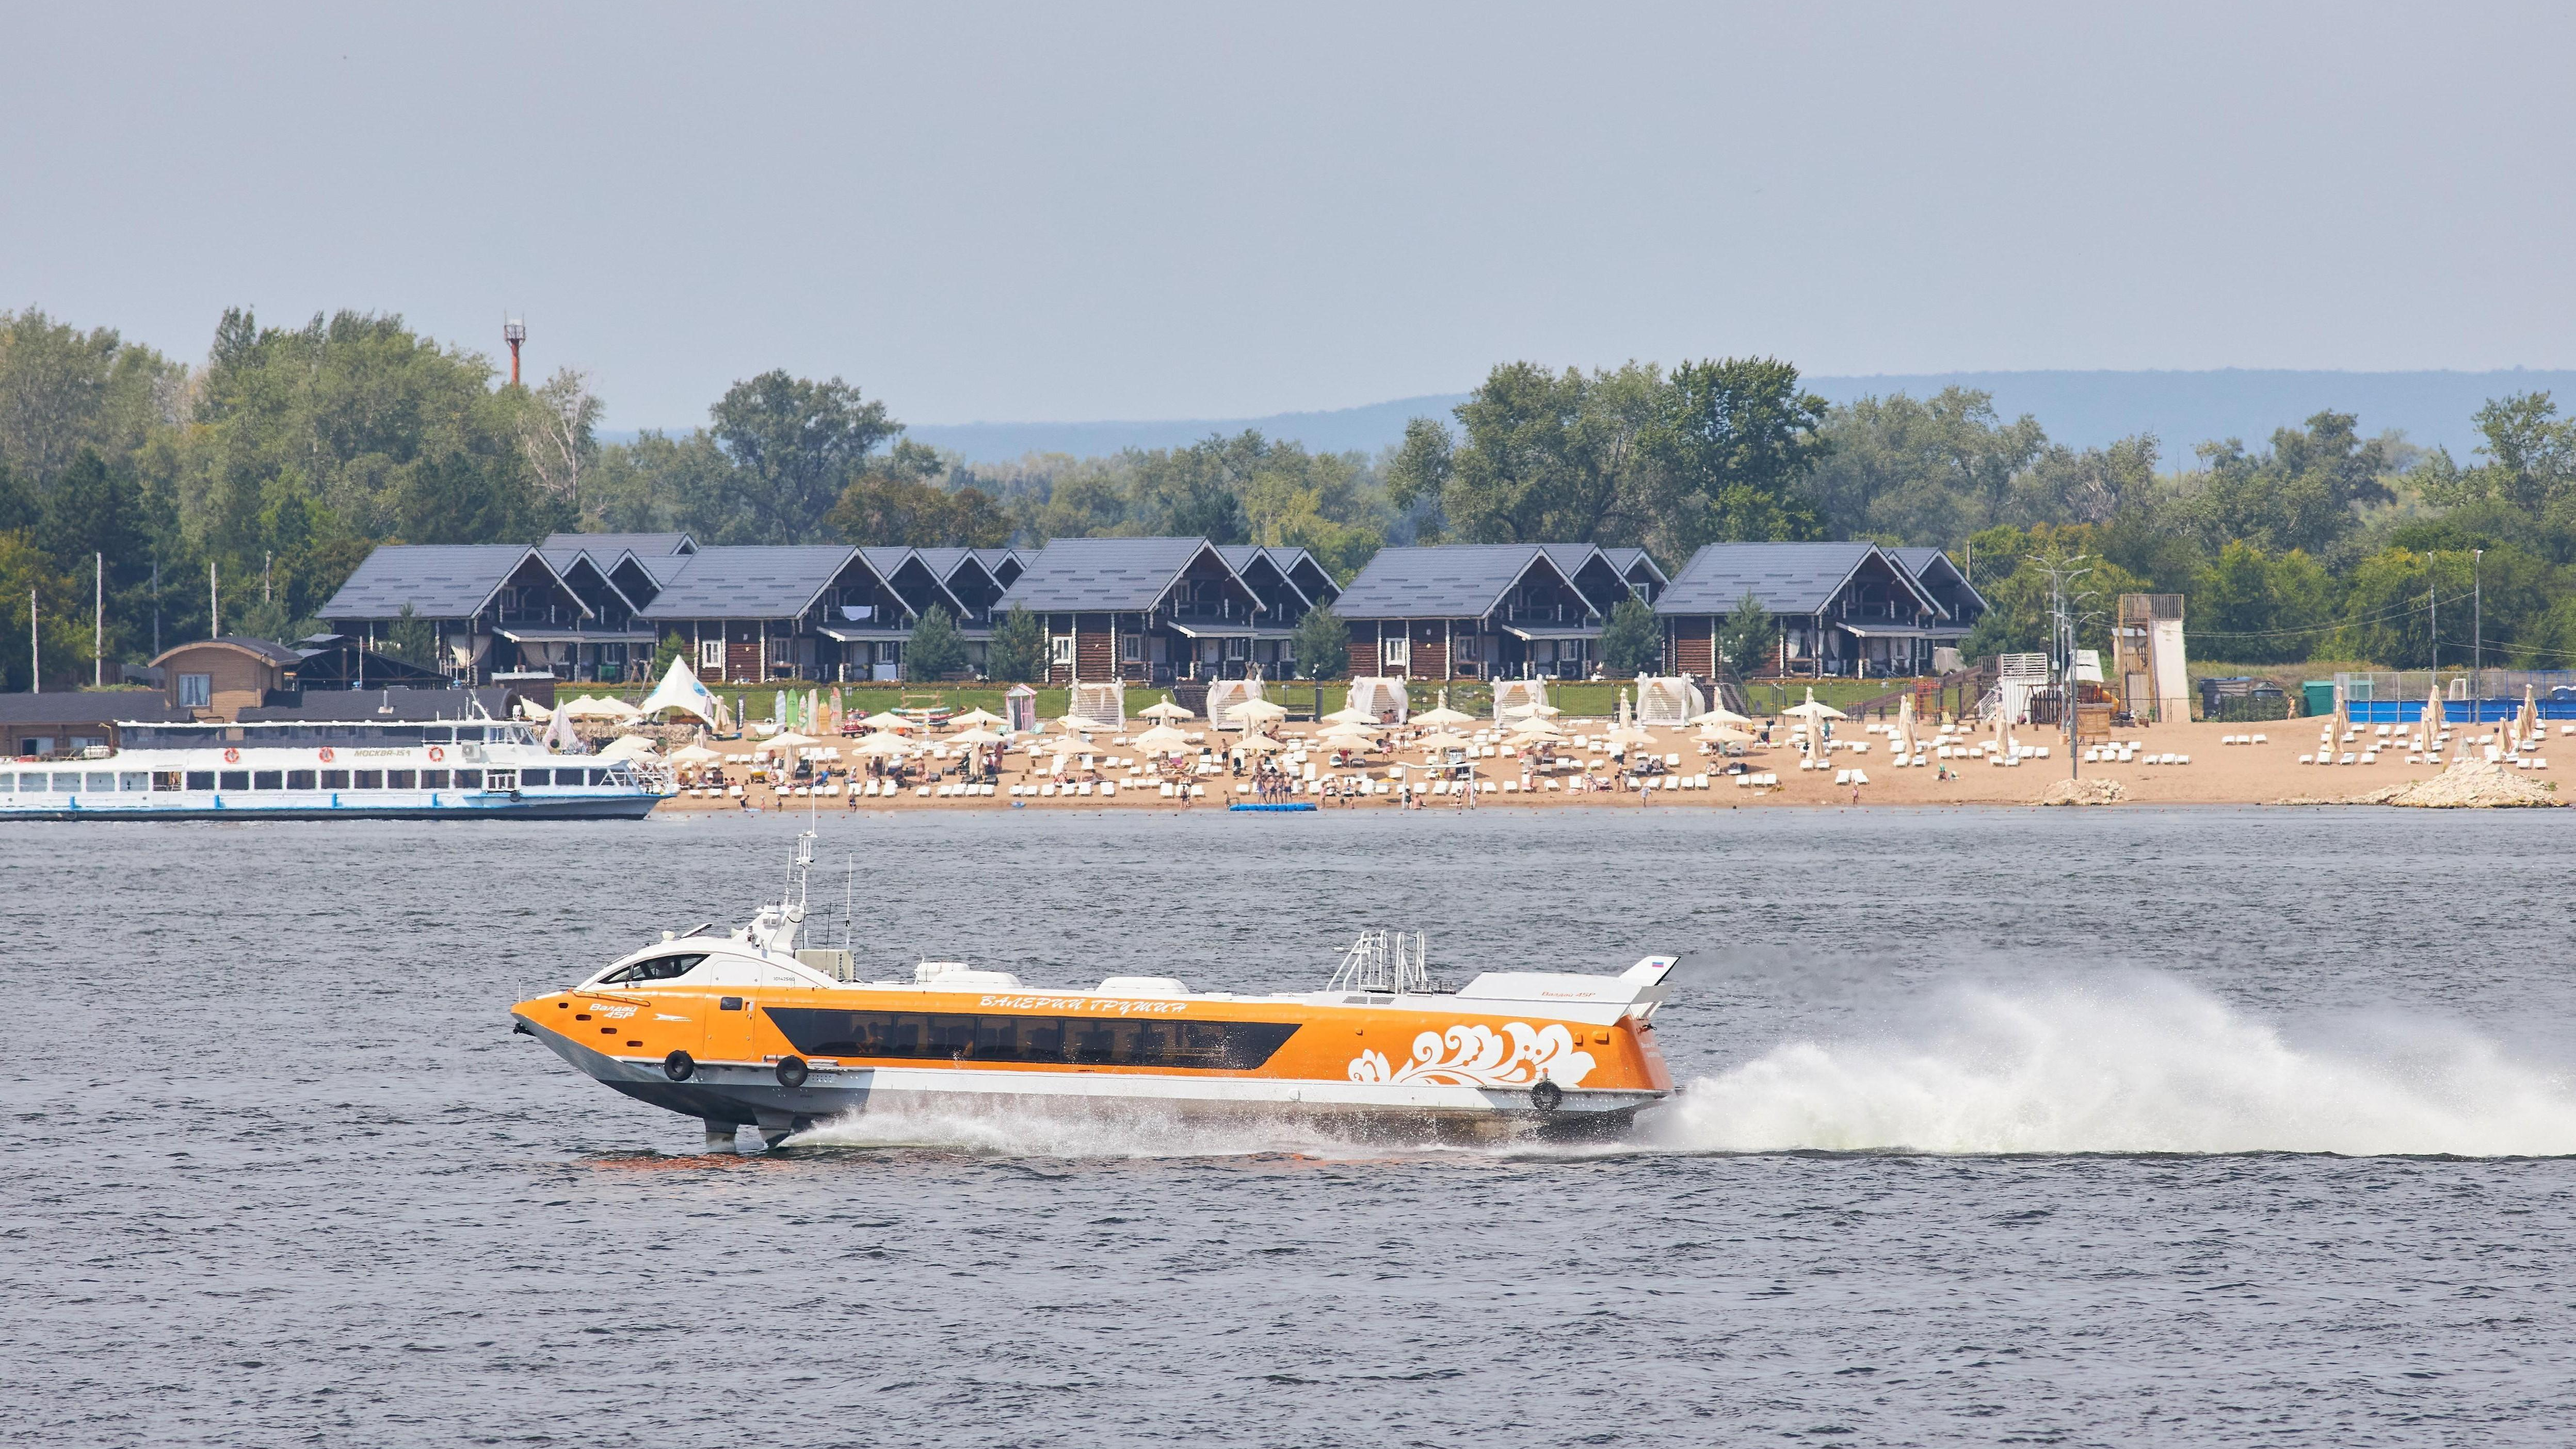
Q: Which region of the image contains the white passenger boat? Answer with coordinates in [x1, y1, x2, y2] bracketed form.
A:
[0, 715, 661, 820]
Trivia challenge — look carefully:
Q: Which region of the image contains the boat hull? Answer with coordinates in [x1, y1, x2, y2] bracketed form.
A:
[0, 791, 657, 821]
[516, 1012, 1659, 1144]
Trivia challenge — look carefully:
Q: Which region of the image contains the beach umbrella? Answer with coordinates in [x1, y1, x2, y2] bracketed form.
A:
[1137, 697, 1195, 722]
[1134, 723, 1193, 751]
[858, 710, 914, 732]
[849, 733, 916, 758]
[597, 734, 661, 763]
[1696, 724, 1756, 745]
[1511, 716, 1565, 739]
[1230, 698, 1290, 729]
[1236, 732, 1288, 753]
[1688, 706, 1752, 727]
[2424, 684, 2443, 736]
[1607, 723, 1659, 747]
[1413, 703, 1475, 727]
[1416, 730, 1474, 752]
[949, 706, 1006, 729]
[947, 727, 1004, 746]
[516, 696, 552, 721]
[2520, 684, 2538, 746]
[1504, 702, 1563, 719]
[754, 730, 827, 755]
[1895, 694, 1917, 758]
[1322, 705, 1378, 725]
[1319, 726, 1379, 751]
[1781, 687, 1844, 720]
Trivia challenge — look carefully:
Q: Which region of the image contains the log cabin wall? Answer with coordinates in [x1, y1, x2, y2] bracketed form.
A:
[1408, 621, 1450, 681]
[1669, 620, 1715, 677]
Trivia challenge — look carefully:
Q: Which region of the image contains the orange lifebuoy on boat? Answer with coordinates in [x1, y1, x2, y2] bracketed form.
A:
[317, 746, 335, 763]
[427, 745, 446, 762]
[222, 747, 240, 764]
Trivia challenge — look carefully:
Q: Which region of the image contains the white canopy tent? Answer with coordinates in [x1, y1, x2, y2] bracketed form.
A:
[1067, 681, 1126, 732]
[1493, 678, 1549, 721]
[638, 656, 723, 728]
[1345, 677, 1409, 725]
[1635, 676, 1708, 728]
[1204, 678, 1266, 731]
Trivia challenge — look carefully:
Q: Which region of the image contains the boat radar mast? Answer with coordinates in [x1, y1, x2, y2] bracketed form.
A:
[736, 829, 816, 954]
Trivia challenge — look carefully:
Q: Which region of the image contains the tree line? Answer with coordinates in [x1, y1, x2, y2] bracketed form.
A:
[5, 302, 2573, 689]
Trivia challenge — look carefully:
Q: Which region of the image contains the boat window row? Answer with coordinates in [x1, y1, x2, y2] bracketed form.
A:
[2, 766, 633, 795]
[118, 723, 536, 748]
[762, 1007, 1301, 1071]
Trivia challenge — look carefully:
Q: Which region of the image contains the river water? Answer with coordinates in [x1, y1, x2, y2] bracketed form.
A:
[8, 806, 2575, 1446]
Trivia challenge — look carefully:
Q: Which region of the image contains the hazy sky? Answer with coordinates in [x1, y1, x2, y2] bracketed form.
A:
[8, 4, 2574, 429]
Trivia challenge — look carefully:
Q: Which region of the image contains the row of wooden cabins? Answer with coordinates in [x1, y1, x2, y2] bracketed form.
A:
[313, 532, 1986, 687]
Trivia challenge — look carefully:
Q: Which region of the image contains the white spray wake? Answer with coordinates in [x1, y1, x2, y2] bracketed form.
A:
[783, 977, 2576, 1161]
[1640, 976, 2576, 1157]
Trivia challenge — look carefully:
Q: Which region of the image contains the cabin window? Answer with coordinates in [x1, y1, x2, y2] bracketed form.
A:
[355, 770, 384, 789]
[251, 771, 282, 790]
[178, 673, 213, 709]
[0, 773, 18, 791]
[218, 770, 249, 791]
[1382, 636, 1409, 668]
[421, 727, 454, 744]
[186, 771, 216, 791]
[320, 770, 350, 789]
[454, 727, 486, 744]
[454, 769, 484, 788]
[286, 770, 317, 790]
[522, 769, 551, 787]
[598, 953, 708, 985]
[118, 772, 147, 791]
[387, 770, 417, 790]
[153, 772, 183, 792]
[699, 639, 725, 670]
[1122, 634, 1144, 663]
[422, 770, 451, 788]
[762, 1008, 1300, 1070]
[486, 770, 517, 791]
[85, 771, 116, 792]
[1050, 636, 1074, 665]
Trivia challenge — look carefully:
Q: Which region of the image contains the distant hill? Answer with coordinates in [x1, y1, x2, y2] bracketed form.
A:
[620, 369, 2576, 465]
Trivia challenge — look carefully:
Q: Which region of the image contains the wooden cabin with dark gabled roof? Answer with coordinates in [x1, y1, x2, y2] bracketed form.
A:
[1330, 544, 1601, 680]
[991, 537, 1266, 684]
[1655, 542, 1945, 679]
[1216, 545, 1339, 678]
[536, 547, 657, 682]
[320, 544, 594, 685]
[634, 546, 919, 684]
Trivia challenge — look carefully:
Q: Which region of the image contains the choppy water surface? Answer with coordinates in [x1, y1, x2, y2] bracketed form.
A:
[8, 807, 2576, 1446]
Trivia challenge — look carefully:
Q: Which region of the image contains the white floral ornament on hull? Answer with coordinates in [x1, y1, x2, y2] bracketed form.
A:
[1347, 1022, 1596, 1088]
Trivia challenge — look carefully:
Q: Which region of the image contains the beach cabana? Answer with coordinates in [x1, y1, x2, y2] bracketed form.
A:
[1635, 676, 1708, 728]
[1345, 677, 1409, 726]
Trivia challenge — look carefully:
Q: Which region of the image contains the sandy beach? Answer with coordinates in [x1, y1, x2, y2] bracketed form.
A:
[649, 714, 2569, 811]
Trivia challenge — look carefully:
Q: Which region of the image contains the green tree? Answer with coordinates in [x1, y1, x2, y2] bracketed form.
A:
[1291, 603, 1350, 680]
[709, 371, 899, 542]
[1641, 357, 1828, 551]
[651, 630, 687, 679]
[0, 308, 183, 489]
[1387, 363, 1663, 547]
[827, 441, 1011, 547]
[1716, 589, 1774, 680]
[2185, 412, 2392, 559]
[985, 603, 1046, 683]
[2422, 392, 2576, 513]
[389, 604, 437, 665]
[0, 461, 35, 533]
[1959, 524, 2147, 659]
[1805, 388, 2047, 545]
[1598, 594, 1660, 675]
[0, 532, 88, 690]
[2189, 541, 2336, 664]
[904, 604, 968, 681]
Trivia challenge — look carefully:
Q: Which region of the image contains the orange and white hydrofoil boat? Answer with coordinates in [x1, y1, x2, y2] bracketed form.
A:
[512, 834, 1678, 1149]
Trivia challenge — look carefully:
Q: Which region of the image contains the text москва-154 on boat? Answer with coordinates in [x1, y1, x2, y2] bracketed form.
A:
[514, 831, 1681, 1149]
[0, 709, 659, 820]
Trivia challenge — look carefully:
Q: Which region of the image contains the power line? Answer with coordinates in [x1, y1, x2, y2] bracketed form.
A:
[2184, 587, 2479, 642]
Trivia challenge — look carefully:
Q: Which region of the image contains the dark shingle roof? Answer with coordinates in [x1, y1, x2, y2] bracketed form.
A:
[634, 546, 867, 620]
[1598, 546, 1668, 585]
[994, 538, 1227, 613]
[1331, 545, 1575, 619]
[321, 545, 568, 621]
[541, 532, 697, 557]
[1887, 547, 1986, 614]
[0, 692, 191, 725]
[1657, 542, 1933, 616]
[238, 687, 514, 722]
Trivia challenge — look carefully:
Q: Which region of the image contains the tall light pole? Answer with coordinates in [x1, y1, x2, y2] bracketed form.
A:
[2472, 548, 2483, 698]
